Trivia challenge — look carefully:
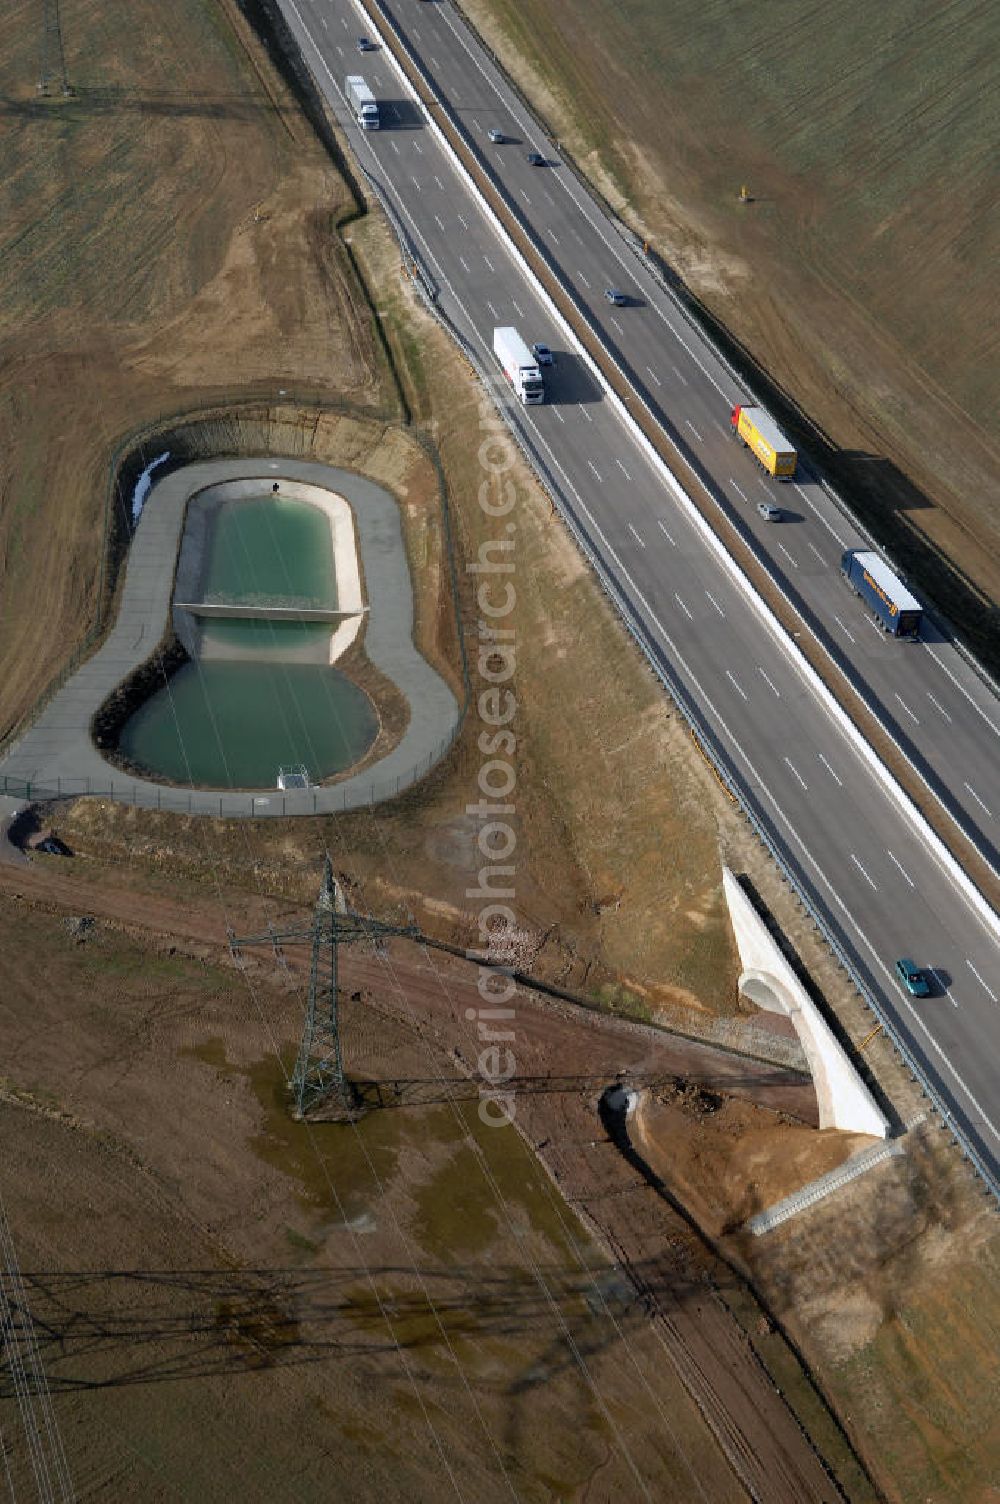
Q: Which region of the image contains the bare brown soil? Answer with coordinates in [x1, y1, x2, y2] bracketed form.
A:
[0, 0, 380, 744]
[2, 0, 998, 1499]
[633, 1087, 876, 1236]
[622, 1057, 1000, 1501]
[5, 848, 993, 1501]
[0, 881, 848, 1501]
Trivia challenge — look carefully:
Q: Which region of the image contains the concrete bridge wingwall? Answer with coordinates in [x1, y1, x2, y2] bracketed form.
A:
[723, 868, 888, 1137]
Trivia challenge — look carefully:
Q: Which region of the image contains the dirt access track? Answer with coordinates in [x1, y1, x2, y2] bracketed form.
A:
[0, 856, 872, 1501]
[0, 0, 984, 1495]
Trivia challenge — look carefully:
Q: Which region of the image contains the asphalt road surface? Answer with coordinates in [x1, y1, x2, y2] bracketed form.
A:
[326, 0, 1000, 878]
[278, 0, 1000, 1192]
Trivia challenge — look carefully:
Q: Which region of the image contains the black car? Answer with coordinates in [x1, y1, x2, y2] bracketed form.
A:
[356, 36, 377, 51]
[526, 151, 545, 166]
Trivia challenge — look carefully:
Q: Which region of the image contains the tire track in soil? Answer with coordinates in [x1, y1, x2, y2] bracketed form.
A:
[522, 1090, 848, 1504]
[0, 859, 856, 1497]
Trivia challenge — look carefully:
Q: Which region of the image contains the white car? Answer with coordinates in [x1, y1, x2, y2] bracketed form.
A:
[487, 128, 505, 144]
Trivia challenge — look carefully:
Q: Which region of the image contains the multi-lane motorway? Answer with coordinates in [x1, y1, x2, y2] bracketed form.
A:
[302, 0, 1000, 877]
[276, 0, 1000, 1188]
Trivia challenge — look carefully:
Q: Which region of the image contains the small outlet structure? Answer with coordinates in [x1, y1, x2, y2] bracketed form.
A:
[722, 867, 889, 1137]
[0, 458, 461, 814]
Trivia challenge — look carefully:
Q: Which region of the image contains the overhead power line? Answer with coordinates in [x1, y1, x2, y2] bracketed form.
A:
[38, 0, 70, 97]
[230, 856, 419, 1119]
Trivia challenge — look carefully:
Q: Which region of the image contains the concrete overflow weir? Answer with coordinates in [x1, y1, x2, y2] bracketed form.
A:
[171, 476, 368, 669]
[0, 458, 461, 815]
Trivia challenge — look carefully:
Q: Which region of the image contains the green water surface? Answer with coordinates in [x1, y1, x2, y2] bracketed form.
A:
[203, 495, 337, 608]
[119, 659, 377, 788]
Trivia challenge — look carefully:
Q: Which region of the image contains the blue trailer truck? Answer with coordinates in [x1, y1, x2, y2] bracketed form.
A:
[840, 550, 922, 639]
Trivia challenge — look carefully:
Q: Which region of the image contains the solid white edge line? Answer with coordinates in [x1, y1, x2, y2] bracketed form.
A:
[371, 0, 1000, 910]
[291, 0, 1000, 1144]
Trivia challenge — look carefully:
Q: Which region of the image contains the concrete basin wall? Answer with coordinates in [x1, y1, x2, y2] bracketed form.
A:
[0, 458, 462, 816]
[173, 478, 366, 666]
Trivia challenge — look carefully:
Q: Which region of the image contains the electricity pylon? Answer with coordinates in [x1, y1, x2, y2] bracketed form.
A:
[230, 858, 419, 1119]
[38, 0, 70, 96]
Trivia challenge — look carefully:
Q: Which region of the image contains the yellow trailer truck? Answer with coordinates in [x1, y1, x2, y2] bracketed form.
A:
[730, 404, 797, 480]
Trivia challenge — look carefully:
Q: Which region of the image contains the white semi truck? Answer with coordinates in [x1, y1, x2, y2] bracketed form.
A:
[493, 327, 544, 405]
[345, 75, 379, 130]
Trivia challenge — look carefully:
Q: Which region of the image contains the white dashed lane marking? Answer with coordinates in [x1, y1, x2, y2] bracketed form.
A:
[967, 960, 998, 1003]
[927, 691, 953, 724]
[965, 782, 993, 818]
[784, 757, 808, 790]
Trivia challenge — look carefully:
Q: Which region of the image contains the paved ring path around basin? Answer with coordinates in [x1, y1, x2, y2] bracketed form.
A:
[0, 459, 462, 816]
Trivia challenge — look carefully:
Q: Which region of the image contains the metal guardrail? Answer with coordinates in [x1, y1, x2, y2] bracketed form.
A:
[429, 0, 1000, 914]
[620, 224, 1000, 705]
[443, 0, 1000, 709]
[373, 0, 1000, 816]
[344, 32, 1000, 1207]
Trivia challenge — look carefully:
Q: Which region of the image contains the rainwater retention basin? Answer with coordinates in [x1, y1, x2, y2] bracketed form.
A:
[119, 487, 376, 789]
[0, 454, 462, 816]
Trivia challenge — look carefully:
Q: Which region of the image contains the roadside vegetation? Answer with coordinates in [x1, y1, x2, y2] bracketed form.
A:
[1, 0, 999, 1498]
[460, 0, 1000, 668]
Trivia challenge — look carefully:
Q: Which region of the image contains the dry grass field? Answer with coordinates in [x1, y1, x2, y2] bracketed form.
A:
[0, 895, 762, 1502]
[2, 0, 1000, 1498]
[460, 0, 1000, 664]
[0, 0, 380, 742]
